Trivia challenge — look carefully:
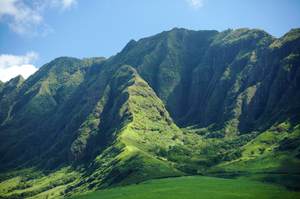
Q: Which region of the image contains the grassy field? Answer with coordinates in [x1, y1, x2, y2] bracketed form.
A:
[0, 167, 81, 199]
[70, 176, 300, 199]
[0, 177, 21, 195]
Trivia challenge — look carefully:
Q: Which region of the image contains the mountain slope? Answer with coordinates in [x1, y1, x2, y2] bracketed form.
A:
[103, 28, 219, 119]
[0, 57, 107, 169]
[73, 65, 184, 190]
[0, 63, 185, 194]
[0, 27, 300, 198]
[111, 28, 300, 135]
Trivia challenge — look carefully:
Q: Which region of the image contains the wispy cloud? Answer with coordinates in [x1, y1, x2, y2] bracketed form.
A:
[186, 0, 203, 9]
[48, 0, 77, 11]
[0, 0, 77, 37]
[0, 52, 38, 82]
[62, 0, 77, 10]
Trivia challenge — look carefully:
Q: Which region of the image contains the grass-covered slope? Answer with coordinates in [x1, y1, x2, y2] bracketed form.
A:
[206, 120, 300, 189]
[70, 176, 300, 199]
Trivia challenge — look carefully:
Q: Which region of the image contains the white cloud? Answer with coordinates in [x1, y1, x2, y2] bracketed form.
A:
[61, 0, 77, 10]
[0, 0, 77, 36]
[0, 52, 39, 82]
[0, 0, 42, 36]
[186, 0, 203, 9]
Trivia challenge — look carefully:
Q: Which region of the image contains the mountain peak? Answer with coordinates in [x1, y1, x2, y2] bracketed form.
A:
[5, 74, 25, 87]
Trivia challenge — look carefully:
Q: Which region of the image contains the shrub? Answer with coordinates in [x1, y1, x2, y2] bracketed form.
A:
[258, 148, 265, 154]
[172, 134, 179, 140]
[158, 148, 168, 157]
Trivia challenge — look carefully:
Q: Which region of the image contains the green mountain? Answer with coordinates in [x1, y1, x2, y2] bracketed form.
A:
[0, 28, 300, 198]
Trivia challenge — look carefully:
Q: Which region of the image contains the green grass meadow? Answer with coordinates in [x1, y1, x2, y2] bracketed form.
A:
[70, 176, 300, 199]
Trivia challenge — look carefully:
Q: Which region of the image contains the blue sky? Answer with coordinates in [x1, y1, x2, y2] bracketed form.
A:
[0, 0, 299, 82]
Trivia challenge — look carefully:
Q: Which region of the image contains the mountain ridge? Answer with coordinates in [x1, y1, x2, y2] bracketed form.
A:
[0, 27, 300, 198]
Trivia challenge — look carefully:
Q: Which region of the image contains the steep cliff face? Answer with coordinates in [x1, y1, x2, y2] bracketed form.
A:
[112, 28, 300, 134]
[185, 28, 274, 128]
[105, 28, 219, 119]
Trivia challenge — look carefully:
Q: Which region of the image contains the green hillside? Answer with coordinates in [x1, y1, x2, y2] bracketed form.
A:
[0, 27, 300, 198]
[70, 176, 300, 199]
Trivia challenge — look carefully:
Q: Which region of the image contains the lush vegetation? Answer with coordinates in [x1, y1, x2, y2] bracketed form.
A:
[0, 167, 80, 199]
[70, 176, 300, 199]
[0, 27, 299, 198]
